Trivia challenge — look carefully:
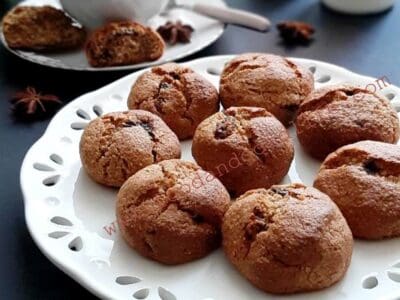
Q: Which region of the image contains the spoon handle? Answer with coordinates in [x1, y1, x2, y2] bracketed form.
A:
[189, 4, 271, 32]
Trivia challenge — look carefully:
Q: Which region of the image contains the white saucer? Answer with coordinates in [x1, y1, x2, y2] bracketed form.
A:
[0, 0, 225, 71]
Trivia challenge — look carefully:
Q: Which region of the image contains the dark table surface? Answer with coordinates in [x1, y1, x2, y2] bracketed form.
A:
[1, 0, 400, 299]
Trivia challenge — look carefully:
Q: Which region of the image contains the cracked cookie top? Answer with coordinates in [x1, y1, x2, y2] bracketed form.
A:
[314, 140, 400, 239]
[85, 21, 164, 67]
[222, 183, 353, 294]
[192, 106, 294, 196]
[219, 53, 314, 126]
[127, 63, 219, 140]
[296, 84, 400, 160]
[79, 110, 180, 187]
[117, 159, 230, 264]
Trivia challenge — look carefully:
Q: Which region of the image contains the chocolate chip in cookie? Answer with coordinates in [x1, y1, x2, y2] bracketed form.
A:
[117, 159, 230, 264]
[79, 110, 180, 187]
[192, 106, 294, 197]
[314, 140, 400, 239]
[296, 84, 400, 160]
[85, 21, 164, 67]
[222, 183, 353, 294]
[219, 53, 314, 126]
[128, 63, 219, 140]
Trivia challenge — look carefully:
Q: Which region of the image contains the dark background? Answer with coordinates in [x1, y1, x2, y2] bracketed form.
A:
[1, 0, 399, 299]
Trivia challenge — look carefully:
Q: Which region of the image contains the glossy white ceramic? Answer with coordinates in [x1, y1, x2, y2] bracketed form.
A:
[21, 55, 400, 300]
[322, 0, 395, 14]
[60, 0, 168, 29]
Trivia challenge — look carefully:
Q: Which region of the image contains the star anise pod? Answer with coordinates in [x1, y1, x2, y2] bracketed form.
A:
[11, 86, 62, 120]
[157, 21, 194, 45]
[277, 21, 315, 45]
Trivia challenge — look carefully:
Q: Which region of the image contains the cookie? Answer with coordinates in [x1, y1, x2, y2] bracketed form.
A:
[296, 84, 400, 160]
[192, 106, 294, 197]
[117, 159, 230, 264]
[222, 183, 353, 294]
[127, 63, 219, 140]
[219, 53, 314, 126]
[85, 21, 164, 67]
[314, 140, 400, 239]
[79, 110, 180, 187]
[2, 5, 86, 51]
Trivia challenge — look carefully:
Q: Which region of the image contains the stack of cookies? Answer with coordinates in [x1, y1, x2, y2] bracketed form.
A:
[78, 53, 400, 295]
[2, 5, 165, 67]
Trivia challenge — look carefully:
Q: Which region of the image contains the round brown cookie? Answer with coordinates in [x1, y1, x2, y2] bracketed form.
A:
[117, 159, 230, 264]
[314, 140, 400, 239]
[219, 53, 314, 126]
[222, 183, 353, 294]
[192, 106, 294, 197]
[2, 5, 86, 51]
[85, 21, 164, 67]
[127, 63, 219, 140]
[296, 84, 400, 160]
[79, 110, 180, 187]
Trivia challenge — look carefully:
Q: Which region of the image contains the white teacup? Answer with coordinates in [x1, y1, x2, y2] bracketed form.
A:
[322, 0, 395, 14]
[60, 0, 168, 29]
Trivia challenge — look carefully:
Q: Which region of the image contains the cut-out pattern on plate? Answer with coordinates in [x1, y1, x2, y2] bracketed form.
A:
[317, 74, 331, 83]
[387, 261, 400, 283]
[71, 122, 88, 130]
[206, 67, 222, 76]
[116, 276, 141, 285]
[45, 196, 60, 206]
[48, 217, 83, 251]
[43, 175, 60, 187]
[93, 105, 103, 117]
[133, 288, 150, 299]
[90, 259, 109, 269]
[110, 94, 124, 101]
[392, 102, 400, 113]
[72, 106, 104, 130]
[386, 93, 396, 101]
[34, 154, 63, 186]
[68, 236, 83, 252]
[50, 153, 63, 165]
[61, 136, 73, 144]
[362, 274, 378, 289]
[33, 163, 55, 172]
[387, 270, 400, 282]
[21, 55, 400, 300]
[158, 287, 176, 300]
[48, 231, 70, 239]
[50, 216, 73, 227]
[77, 109, 91, 120]
[309, 66, 316, 74]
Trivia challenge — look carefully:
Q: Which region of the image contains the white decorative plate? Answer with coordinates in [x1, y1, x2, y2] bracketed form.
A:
[0, 0, 225, 71]
[21, 55, 400, 300]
